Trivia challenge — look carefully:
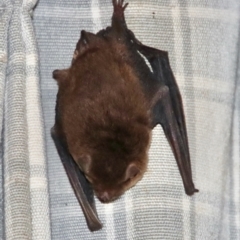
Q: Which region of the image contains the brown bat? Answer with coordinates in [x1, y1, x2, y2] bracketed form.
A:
[51, 0, 198, 232]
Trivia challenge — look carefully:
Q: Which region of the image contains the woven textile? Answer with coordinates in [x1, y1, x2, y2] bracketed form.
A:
[1, 0, 50, 239]
[1, 0, 239, 239]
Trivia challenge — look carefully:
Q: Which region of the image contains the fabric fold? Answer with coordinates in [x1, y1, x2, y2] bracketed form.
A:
[2, 0, 51, 239]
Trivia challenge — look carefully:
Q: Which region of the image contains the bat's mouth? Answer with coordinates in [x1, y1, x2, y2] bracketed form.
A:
[95, 190, 120, 203]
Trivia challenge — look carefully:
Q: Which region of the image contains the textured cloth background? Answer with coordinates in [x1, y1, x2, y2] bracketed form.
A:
[1, 0, 50, 239]
[1, 0, 239, 239]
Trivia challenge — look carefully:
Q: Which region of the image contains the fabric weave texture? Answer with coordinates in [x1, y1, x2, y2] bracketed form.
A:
[0, 0, 239, 239]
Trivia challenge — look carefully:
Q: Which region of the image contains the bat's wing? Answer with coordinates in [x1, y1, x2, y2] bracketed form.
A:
[51, 125, 102, 231]
[128, 32, 198, 195]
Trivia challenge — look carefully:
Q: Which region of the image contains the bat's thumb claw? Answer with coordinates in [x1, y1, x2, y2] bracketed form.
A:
[185, 187, 199, 196]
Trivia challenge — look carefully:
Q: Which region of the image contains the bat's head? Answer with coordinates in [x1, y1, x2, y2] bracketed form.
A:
[72, 23, 130, 66]
[73, 123, 151, 203]
[73, 30, 106, 62]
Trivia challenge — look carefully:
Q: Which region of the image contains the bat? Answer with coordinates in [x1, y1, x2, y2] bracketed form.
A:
[51, 0, 198, 232]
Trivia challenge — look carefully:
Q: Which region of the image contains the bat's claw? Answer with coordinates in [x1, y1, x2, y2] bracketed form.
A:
[111, 0, 129, 37]
[185, 186, 199, 196]
[112, 0, 128, 16]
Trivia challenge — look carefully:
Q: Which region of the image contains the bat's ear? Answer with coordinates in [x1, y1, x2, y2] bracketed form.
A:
[52, 69, 69, 82]
[77, 154, 92, 174]
[124, 163, 140, 181]
[75, 30, 99, 55]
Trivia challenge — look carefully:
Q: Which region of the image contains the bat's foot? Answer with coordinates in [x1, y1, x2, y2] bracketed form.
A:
[111, 0, 129, 37]
[112, 0, 128, 17]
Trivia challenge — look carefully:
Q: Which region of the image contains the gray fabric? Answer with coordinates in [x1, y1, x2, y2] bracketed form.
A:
[0, 0, 11, 238]
[1, 0, 51, 239]
[34, 0, 240, 239]
[0, 0, 236, 239]
[4, 1, 32, 238]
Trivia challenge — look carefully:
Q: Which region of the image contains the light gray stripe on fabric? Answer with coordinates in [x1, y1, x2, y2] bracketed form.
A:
[0, 1, 12, 239]
[22, 0, 51, 238]
[233, 84, 240, 239]
[189, 3, 240, 240]
[229, 21, 240, 239]
[176, 1, 196, 239]
[4, 4, 32, 240]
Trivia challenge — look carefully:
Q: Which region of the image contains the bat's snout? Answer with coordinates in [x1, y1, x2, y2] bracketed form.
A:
[97, 191, 110, 203]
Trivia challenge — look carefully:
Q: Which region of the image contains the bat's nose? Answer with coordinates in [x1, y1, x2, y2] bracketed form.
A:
[98, 191, 110, 203]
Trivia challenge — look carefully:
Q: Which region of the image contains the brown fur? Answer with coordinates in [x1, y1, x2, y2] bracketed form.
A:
[54, 32, 152, 202]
